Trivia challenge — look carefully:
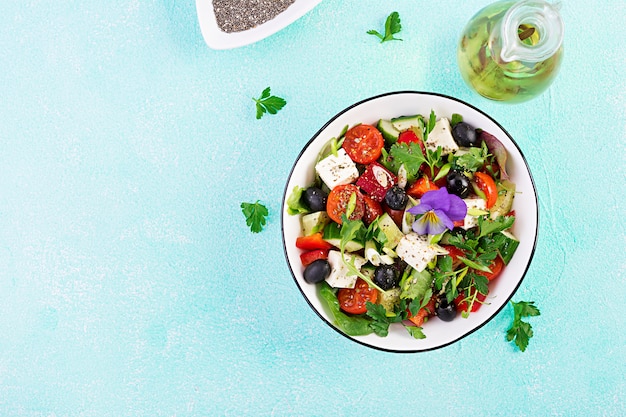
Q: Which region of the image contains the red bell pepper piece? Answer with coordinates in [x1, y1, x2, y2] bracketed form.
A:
[295, 232, 333, 251]
[299, 249, 330, 267]
[356, 162, 397, 202]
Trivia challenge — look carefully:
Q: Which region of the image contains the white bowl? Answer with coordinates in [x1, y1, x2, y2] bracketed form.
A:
[196, 0, 322, 50]
[281, 91, 538, 353]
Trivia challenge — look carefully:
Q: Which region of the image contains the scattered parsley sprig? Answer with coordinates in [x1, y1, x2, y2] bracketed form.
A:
[506, 300, 541, 352]
[241, 201, 269, 233]
[253, 87, 286, 120]
[367, 11, 403, 43]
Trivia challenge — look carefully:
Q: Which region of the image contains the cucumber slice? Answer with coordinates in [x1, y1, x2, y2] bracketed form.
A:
[377, 213, 404, 250]
[378, 287, 401, 314]
[323, 223, 364, 252]
[401, 196, 418, 235]
[301, 211, 330, 236]
[498, 229, 520, 265]
[377, 119, 400, 144]
[323, 239, 363, 253]
[391, 114, 422, 132]
[490, 180, 516, 219]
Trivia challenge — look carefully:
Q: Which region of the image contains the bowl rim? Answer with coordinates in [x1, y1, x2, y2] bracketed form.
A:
[281, 90, 539, 353]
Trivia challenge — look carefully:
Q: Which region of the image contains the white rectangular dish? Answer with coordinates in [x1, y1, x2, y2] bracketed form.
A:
[196, 0, 322, 50]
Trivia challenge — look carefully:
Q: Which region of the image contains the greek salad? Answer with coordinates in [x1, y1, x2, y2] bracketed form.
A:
[287, 111, 519, 339]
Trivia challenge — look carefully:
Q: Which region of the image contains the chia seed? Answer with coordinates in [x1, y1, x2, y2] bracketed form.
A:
[212, 0, 296, 33]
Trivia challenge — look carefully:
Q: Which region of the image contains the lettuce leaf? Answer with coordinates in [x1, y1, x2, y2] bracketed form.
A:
[286, 185, 309, 215]
[319, 282, 373, 336]
[479, 130, 509, 180]
[400, 268, 432, 301]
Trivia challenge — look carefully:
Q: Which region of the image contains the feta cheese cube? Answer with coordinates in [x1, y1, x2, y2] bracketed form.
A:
[325, 250, 367, 289]
[395, 233, 447, 272]
[462, 197, 487, 230]
[425, 118, 459, 155]
[315, 148, 359, 189]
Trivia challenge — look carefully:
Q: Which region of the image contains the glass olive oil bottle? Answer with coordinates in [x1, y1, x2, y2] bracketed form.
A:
[457, 0, 564, 103]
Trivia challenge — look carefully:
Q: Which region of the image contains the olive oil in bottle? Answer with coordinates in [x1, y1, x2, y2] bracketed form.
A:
[457, 0, 564, 103]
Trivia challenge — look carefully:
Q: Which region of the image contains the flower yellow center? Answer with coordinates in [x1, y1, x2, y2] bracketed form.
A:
[422, 210, 440, 224]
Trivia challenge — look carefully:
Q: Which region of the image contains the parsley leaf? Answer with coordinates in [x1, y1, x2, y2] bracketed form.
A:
[455, 141, 490, 172]
[444, 227, 504, 311]
[506, 300, 541, 352]
[338, 215, 385, 292]
[400, 268, 432, 301]
[389, 142, 444, 180]
[433, 255, 463, 303]
[405, 325, 426, 339]
[406, 287, 433, 318]
[366, 300, 411, 337]
[241, 200, 269, 233]
[366, 302, 396, 337]
[477, 214, 515, 238]
[253, 87, 286, 119]
[451, 113, 463, 127]
[428, 110, 437, 135]
[472, 273, 489, 295]
[389, 142, 426, 177]
[339, 216, 363, 255]
[367, 11, 403, 43]
[364, 216, 389, 246]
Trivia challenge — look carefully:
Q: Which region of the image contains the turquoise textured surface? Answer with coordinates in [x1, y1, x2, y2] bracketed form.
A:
[1, 0, 624, 416]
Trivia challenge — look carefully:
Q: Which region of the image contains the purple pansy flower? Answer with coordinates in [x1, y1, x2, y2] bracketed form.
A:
[407, 188, 467, 235]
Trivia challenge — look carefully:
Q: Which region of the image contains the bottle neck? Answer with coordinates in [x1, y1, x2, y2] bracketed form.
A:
[495, 0, 564, 63]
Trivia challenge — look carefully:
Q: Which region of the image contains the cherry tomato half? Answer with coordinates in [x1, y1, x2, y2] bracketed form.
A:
[474, 172, 498, 209]
[342, 124, 384, 164]
[441, 245, 465, 268]
[383, 204, 404, 228]
[482, 159, 501, 179]
[337, 278, 378, 315]
[475, 255, 505, 281]
[454, 290, 487, 314]
[326, 184, 365, 224]
[406, 175, 440, 198]
[397, 129, 426, 155]
[362, 195, 383, 225]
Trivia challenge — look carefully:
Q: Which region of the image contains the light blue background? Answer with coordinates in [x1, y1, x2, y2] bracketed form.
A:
[1, 0, 624, 416]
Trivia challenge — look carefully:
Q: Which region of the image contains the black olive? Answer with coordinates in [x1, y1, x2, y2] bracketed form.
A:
[446, 170, 471, 199]
[393, 259, 409, 277]
[450, 227, 468, 239]
[373, 264, 399, 291]
[436, 296, 457, 322]
[301, 187, 328, 212]
[384, 185, 408, 210]
[303, 259, 331, 284]
[452, 122, 479, 147]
